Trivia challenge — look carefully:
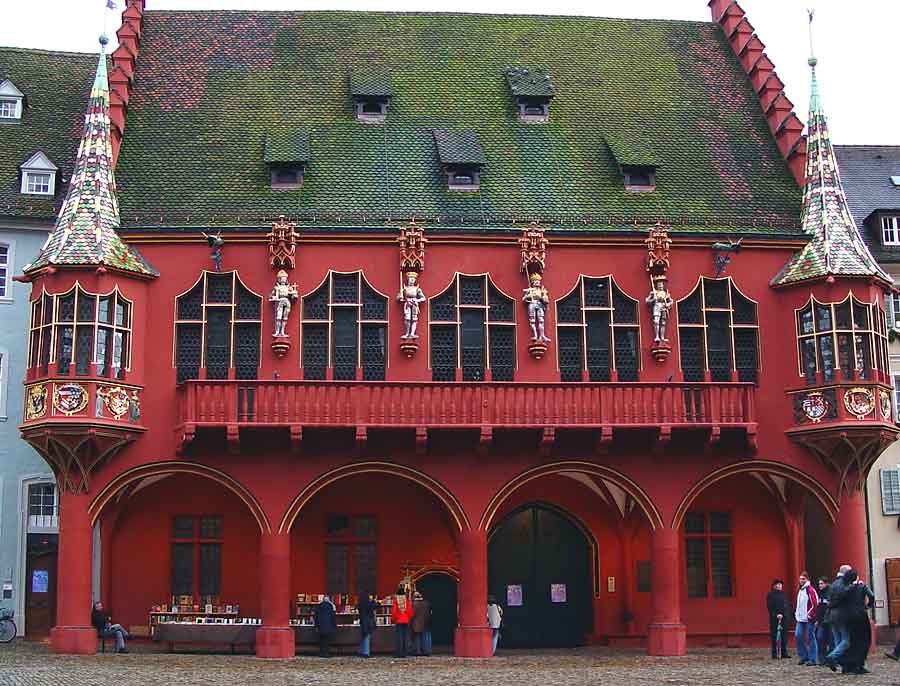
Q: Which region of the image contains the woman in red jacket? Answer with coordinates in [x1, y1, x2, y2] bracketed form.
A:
[391, 587, 413, 657]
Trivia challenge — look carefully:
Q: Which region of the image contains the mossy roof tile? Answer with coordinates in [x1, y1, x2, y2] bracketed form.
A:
[505, 66, 554, 98]
[350, 69, 393, 98]
[264, 128, 311, 163]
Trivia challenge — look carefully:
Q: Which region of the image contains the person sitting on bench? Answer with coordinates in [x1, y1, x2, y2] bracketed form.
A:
[91, 601, 129, 653]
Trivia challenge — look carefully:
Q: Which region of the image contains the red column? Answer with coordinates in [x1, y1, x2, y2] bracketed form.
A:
[647, 526, 686, 656]
[831, 489, 868, 576]
[255, 532, 295, 658]
[454, 529, 492, 657]
[50, 490, 97, 654]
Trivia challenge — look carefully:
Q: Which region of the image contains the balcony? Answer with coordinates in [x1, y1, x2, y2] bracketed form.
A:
[176, 380, 757, 454]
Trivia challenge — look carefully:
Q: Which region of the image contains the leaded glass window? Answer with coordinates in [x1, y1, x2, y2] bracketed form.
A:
[300, 271, 388, 380]
[429, 274, 515, 382]
[28, 286, 132, 378]
[555, 276, 640, 382]
[677, 278, 759, 383]
[174, 272, 262, 383]
[796, 294, 888, 385]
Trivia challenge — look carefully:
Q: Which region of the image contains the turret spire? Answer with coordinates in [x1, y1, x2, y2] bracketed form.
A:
[23, 34, 157, 277]
[771, 13, 890, 288]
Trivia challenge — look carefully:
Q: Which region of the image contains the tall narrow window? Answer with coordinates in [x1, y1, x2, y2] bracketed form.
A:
[0, 243, 9, 299]
[429, 274, 515, 381]
[796, 295, 888, 385]
[684, 511, 733, 598]
[170, 515, 223, 601]
[555, 276, 640, 382]
[300, 271, 388, 381]
[677, 277, 759, 383]
[325, 515, 377, 597]
[174, 272, 262, 383]
[27, 286, 132, 378]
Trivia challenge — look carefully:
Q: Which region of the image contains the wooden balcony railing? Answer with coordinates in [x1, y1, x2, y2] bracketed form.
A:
[176, 380, 757, 452]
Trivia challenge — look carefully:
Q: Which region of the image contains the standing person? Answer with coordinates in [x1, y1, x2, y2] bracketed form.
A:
[814, 577, 832, 664]
[766, 579, 789, 659]
[391, 587, 413, 658]
[314, 594, 337, 658]
[356, 592, 379, 658]
[487, 595, 504, 656]
[411, 591, 432, 656]
[836, 569, 875, 675]
[91, 601, 130, 654]
[794, 571, 819, 666]
[824, 565, 852, 669]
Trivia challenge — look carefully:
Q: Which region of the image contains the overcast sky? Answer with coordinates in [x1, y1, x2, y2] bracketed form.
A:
[2, 0, 897, 144]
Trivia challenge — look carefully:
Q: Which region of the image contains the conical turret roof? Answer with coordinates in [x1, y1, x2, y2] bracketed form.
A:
[771, 55, 891, 288]
[24, 37, 157, 277]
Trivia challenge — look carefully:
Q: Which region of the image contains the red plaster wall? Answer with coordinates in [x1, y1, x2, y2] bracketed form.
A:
[105, 474, 261, 631]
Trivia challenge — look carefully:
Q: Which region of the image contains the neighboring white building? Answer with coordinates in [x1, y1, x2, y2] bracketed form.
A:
[836, 145, 900, 638]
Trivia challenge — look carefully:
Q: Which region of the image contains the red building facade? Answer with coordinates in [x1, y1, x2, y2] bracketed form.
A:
[15, 1, 898, 658]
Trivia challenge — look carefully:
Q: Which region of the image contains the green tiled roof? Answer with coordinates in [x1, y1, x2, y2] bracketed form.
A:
[604, 132, 658, 168]
[433, 129, 486, 166]
[771, 59, 891, 287]
[0, 48, 99, 222]
[350, 70, 393, 98]
[24, 45, 157, 277]
[264, 128, 311, 163]
[114, 11, 802, 233]
[505, 67, 554, 98]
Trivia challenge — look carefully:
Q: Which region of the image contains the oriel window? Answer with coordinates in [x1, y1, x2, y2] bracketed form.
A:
[677, 277, 759, 383]
[796, 294, 888, 385]
[555, 276, 640, 382]
[174, 271, 262, 383]
[429, 274, 515, 382]
[300, 271, 388, 381]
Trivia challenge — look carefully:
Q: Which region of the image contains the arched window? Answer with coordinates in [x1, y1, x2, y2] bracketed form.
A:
[796, 295, 888, 385]
[301, 271, 388, 381]
[677, 277, 759, 383]
[555, 276, 640, 382]
[28, 285, 132, 378]
[175, 272, 262, 383]
[429, 274, 515, 382]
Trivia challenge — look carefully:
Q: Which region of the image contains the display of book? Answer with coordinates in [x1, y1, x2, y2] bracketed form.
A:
[150, 595, 249, 626]
[293, 593, 393, 627]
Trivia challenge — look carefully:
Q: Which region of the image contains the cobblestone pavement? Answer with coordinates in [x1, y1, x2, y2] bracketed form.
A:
[1, 641, 899, 686]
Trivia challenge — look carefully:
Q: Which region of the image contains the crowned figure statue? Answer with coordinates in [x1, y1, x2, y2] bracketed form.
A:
[523, 272, 551, 343]
[646, 277, 673, 343]
[397, 271, 426, 339]
[270, 269, 299, 337]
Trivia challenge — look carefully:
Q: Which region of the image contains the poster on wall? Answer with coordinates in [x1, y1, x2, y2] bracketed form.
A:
[507, 584, 523, 607]
[550, 583, 567, 603]
[31, 570, 49, 594]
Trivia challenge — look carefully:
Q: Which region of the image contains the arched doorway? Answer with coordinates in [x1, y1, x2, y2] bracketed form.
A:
[415, 573, 458, 646]
[488, 503, 592, 648]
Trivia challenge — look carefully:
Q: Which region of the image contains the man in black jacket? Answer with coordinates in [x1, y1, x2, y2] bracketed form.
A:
[766, 579, 789, 659]
[314, 595, 337, 657]
[836, 569, 875, 675]
[814, 577, 832, 664]
[91, 601, 129, 654]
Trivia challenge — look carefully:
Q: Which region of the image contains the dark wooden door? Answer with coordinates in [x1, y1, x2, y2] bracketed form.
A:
[488, 504, 592, 648]
[25, 534, 58, 638]
[415, 573, 458, 645]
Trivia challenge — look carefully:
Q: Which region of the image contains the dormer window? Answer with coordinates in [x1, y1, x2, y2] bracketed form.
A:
[604, 134, 658, 193]
[350, 70, 392, 124]
[0, 80, 24, 120]
[882, 215, 900, 246]
[264, 128, 310, 190]
[19, 151, 58, 196]
[433, 129, 486, 192]
[505, 67, 554, 123]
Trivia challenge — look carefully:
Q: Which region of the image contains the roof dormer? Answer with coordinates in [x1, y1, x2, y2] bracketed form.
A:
[264, 128, 310, 190]
[433, 129, 486, 192]
[19, 151, 58, 195]
[0, 79, 25, 121]
[350, 70, 393, 124]
[505, 67, 554, 123]
[604, 134, 658, 193]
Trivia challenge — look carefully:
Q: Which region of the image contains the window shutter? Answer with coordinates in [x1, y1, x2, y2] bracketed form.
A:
[881, 468, 900, 515]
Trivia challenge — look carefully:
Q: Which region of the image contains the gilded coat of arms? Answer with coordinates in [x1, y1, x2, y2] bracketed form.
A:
[843, 387, 875, 420]
[880, 390, 893, 422]
[53, 383, 88, 417]
[25, 384, 48, 420]
[801, 392, 828, 423]
[98, 386, 131, 420]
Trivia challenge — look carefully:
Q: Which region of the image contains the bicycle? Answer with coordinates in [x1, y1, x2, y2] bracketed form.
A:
[0, 608, 16, 643]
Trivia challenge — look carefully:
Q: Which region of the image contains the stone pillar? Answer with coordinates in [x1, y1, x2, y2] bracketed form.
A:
[454, 529, 492, 657]
[255, 532, 295, 658]
[831, 489, 868, 576]
[647, 526, 686, 656]
[50, 491, 97, 654]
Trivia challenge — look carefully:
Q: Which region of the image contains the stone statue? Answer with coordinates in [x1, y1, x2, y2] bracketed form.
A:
[523, 272, 551, 343]
[397, 271, 426, 339]
[646, 278, 673, 343]
[269, 269, 299, 337]
[201, 231, 225, 272]
[128, 391, 141, 423]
